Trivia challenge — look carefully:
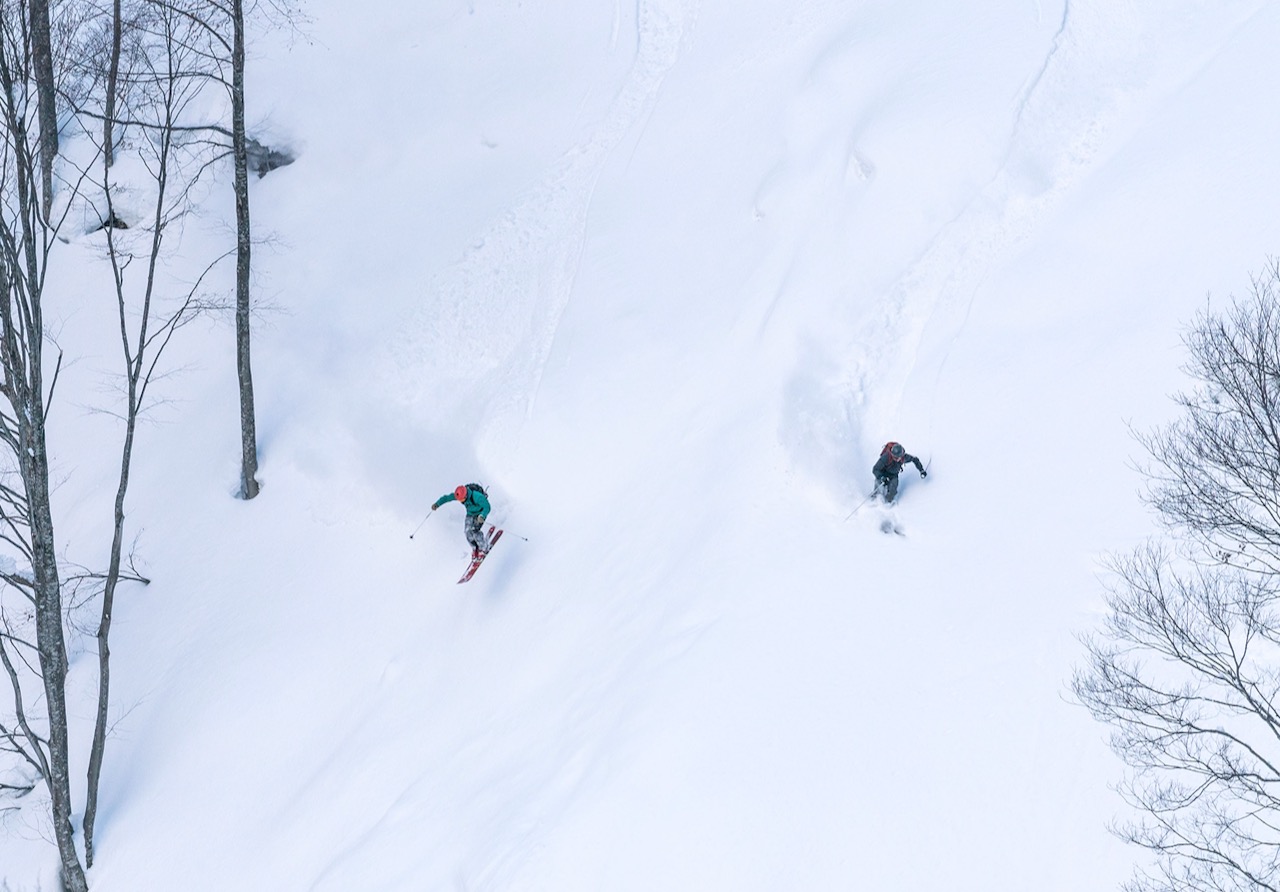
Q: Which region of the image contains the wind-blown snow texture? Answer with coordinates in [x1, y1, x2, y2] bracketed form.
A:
[8, 0, 1280, 889]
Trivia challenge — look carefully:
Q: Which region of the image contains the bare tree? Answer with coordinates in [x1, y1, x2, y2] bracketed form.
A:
[1075, 264, 1280, 892]
[76, 0, 219, 861]
[136, 0, 291, 499]
[229, 0, 258, 499]
[0, 5, 86, 887]
[0, 0, 297, 878]
[1138, 268, 1280, 575]
[70, 0, 298, 501]
[0, 0, 225, 880]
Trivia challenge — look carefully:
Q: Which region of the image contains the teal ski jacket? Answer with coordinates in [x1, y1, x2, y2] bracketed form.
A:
[433, 486, 490, 519]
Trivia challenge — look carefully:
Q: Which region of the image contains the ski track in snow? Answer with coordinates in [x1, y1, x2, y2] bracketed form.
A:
[791, 0, 1268, 505]
[321, 7, 704, 885]
[385, 0, 698, 467]
[301, 563, 711, 891]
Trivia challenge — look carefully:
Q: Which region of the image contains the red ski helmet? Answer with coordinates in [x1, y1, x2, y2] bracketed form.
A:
[454, 485, 468, 501]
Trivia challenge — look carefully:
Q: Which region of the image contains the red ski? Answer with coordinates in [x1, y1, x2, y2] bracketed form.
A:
[458, 526, 503, 584]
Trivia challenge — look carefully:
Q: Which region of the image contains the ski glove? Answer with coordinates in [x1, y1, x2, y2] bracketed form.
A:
[920, 470, 928, 478]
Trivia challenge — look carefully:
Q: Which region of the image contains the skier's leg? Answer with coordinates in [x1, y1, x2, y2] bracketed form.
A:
[885, 474, 899, 504]
[465, 515, 487, 554]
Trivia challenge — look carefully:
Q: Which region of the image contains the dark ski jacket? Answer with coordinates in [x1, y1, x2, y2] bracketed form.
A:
[433, 486, 491, 519]
[873, 450, 924, 479]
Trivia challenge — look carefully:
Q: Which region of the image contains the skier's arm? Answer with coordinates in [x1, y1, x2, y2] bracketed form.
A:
[473, 490, 491, 521]
[432, 493, 456, 510]
[906, 454, 925, 475]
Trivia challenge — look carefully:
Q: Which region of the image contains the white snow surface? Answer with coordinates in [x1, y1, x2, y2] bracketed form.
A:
[7, 0, 1280, 888]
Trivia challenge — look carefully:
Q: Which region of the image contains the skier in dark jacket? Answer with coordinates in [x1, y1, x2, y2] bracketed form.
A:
[873, 442, 926, 504]
[432, 484, 492, 557]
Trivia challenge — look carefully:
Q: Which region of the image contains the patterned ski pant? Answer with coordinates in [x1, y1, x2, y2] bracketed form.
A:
[465, 514, 488, 551]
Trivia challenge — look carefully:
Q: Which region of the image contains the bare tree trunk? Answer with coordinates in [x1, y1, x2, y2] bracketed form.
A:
[82, 365, 138, 867]
[27, 0, 57, 215]
[25, 428, 86, 892]
[231, 0, 258, 499]
[103, 0, 122, 167]
[82, 395, 132, 868]
[84, 96, 172, 867]
[0, 18, 86, 891]
[13, 191, 86, 892]
[84, 8, 207, 855]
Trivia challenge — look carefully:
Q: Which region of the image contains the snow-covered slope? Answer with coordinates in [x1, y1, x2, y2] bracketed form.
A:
[8, 0, 1280, 889]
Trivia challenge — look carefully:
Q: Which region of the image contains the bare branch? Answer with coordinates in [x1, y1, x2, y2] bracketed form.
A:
[1077, 267, 1280, 891]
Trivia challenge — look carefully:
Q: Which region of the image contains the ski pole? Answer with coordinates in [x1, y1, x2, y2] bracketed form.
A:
[409, 510, 434, 539]
[844, 491, 878, 522]
[492, 524, 529, 542]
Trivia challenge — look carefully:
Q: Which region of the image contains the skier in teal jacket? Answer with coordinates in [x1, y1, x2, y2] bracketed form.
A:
[432, 484, 492, 557]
